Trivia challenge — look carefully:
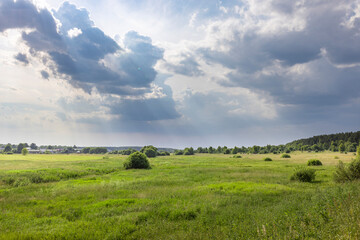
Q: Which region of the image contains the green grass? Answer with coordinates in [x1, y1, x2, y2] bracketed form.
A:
[0, 152, 359, 239]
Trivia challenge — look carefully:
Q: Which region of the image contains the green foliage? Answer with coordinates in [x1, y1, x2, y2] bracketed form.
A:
[141, 146, 158, 158]
[17, 143, 26, 153]
[30, 143, 37, 150]
[307, 159, 322, 166]
[281, 153, 291, 158]
[123, 152, 150, 169]
[21, 148, 28, 156]
[290, 167, 316, 182]
[89, 147, 108, 154]
[338, 143, 345, 153]
[174, 150, 183, 155]
[232, 155, 242, 158]
[263, 157, 272, 161]
[4, 143, 12, 152]
[223, 149, 231, 154]
[144, 148, 157, 158]
[82, 147, 91, 153]
[183, 147, 194, 155]
[157, 151, 170, 156]
[357, 145, 360, 160]
[334, 158, 360, 182]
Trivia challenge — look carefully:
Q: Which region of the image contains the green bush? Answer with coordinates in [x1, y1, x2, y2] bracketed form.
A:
[281, 154, 291, 158]
[232, 155, 242, 158]
[290, 167, 316, 182]
[144, 148, 157, 158]
[307, 159, 322, 166]
[124, 152, 151, 169]
[263, 157, 272, 161]
[334, 159, 360, 182]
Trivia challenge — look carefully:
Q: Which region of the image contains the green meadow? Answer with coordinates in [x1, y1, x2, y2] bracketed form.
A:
[0, 152, 359, 239]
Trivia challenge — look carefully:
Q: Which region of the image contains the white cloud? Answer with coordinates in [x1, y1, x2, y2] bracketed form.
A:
[67, 27, 82, 38]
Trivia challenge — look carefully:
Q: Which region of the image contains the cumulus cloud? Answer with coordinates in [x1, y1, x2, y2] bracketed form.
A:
[0, 0, 179, 123]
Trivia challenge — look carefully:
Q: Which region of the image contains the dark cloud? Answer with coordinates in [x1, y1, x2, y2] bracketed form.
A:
[0, 0, 64, 52]
[1, 0, 179, 122]
[194, 0, 360, 130]
[14, 53, 29, 65]
[40, 70, 49, 79]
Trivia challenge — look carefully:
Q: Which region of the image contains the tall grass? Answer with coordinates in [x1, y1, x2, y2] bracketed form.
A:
[0, 152, 359, 239]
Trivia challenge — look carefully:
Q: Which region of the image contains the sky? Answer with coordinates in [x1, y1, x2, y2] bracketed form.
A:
[0, 0, 359, 148]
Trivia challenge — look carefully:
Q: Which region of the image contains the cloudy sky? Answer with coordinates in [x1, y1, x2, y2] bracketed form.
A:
[0, 0, 359, 148]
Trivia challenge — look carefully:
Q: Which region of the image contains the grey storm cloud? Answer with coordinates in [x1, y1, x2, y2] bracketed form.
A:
[196, 0, 360, 128]
[0, 0, 180, 122]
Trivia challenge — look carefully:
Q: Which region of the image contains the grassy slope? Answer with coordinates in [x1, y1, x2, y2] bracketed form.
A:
[0, 152, 359, 239]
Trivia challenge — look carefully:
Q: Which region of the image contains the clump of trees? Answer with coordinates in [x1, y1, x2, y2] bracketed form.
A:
[82, 147, 107, 154]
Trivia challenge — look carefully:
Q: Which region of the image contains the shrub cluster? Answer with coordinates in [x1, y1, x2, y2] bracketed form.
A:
[334, 159, 360, 182]
[290, 167, 316, 182]
[281, 154, 291, 158]
[307, 159, 322, 166]
[263, 157, 272, 161]
[124, 152, 151, 169]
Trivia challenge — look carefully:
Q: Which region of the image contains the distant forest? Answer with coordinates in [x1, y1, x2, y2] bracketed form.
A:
[1, 131, 359, 155]
[286, 131, 360, 152]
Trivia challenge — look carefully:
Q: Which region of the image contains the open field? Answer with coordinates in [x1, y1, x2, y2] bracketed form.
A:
[0, 152, 359, 239]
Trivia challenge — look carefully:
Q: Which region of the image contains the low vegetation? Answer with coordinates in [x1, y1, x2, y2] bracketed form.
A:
[307, 159, 322, 166]
[263, 157, 272, 161]
[334, 158, 360, 182]
[281, 153, 291, 158]
[0, 152, 360, 239]
[290, 167, 316, 182]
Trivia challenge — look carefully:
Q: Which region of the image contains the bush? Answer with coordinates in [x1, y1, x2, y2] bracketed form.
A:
[174, 150, 183, 155]
[263, 157, 272, 161]
[124, 152, 151, 169]
[290, 167, 316, 182]
[307, 159, 322, 166]
[281, 154, 291, 158]
[144, 148, 157, 158]
[334, 159, 360, 182]
[232, 155, 242, 158]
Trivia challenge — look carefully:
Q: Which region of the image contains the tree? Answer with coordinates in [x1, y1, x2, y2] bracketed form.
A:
[82, 147, 91, 153]
[144, 148, 157, 158]
[339, 143, 345, 153]
[17, 143, 26, 153]
[22, 148, 28, 156]
[141, 146, 158, 158]
[357, 143, 360, 160]
[4, 144, 12, 152]
[30, 143, 38, 150]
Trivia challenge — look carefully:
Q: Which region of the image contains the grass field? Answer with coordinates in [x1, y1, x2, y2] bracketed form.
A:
[0, 152, 359, 239]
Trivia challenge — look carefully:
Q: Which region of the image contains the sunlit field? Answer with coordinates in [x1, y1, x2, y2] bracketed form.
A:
[0, 152, 359, 239]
